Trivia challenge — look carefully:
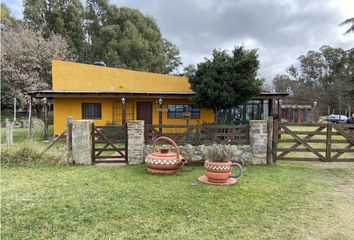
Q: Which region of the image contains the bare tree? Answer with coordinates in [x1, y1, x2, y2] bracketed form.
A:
[1, 22, 76, 139]
[1, 22, 76, 109]
[339, 17, 354, 35]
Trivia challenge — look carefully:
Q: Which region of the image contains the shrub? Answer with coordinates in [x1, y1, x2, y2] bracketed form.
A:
[1, 142, 69, 166]
[205, 144, 234, 162]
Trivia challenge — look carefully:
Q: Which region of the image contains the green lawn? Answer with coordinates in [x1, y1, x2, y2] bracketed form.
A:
[2, 162, 354, 240]
[1, 125, 66, 148]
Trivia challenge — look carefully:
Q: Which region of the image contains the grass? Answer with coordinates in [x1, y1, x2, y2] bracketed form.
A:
[1, 124, 66, 149]
[2, 162, 354, 239]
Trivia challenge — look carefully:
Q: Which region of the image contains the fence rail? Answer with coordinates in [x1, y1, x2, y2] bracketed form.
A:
[145, 124, 250, 145]
[274, 122, 354, 162]
[92, 124, 128, 164]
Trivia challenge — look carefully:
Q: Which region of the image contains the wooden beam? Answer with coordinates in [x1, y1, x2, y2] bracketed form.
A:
[28, 96, 33, 139]
[281, 126, 327, 161]
[122, 98, 126, 125]
[267, 117, 273, 164]
[332, 125, 354, 145]
[40, 130, 67, 156]
[159, 99, 163, 132]
[326, 124, 332, 161]
[43, 97, 49, 140]
[278, 126, 326, 158]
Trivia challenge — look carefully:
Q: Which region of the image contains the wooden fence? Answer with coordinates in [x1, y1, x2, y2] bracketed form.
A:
[145, 124, 250, 145]
[274, 123, 354, 162]
[91, 124, 128, 164]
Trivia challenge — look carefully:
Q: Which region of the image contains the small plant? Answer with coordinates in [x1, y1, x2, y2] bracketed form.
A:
[205, 144, 234, 162]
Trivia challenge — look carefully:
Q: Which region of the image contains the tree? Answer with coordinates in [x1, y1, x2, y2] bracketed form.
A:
[0, 3, 14, 23]
[1, 22, 76, 110]
[84, 0, 181, 73]
[339, 17, 354, 34]
[346, 48, 354, 99]
[23, 0, 182, 73]
[23, 0, 85, 55]
[189, 46, 262, 121]
[183, 64, 196, 77]
[162, 38, 182, 74]
[273, 45, 354, 115]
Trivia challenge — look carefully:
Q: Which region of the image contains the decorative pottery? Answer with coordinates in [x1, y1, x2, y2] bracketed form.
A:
[203, 160, 243, 184]
[145, 136, 186, 175]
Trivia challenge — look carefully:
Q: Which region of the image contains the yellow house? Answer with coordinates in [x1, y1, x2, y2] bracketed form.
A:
[30, 60, 288, 136]
[32, 60, 214, 135]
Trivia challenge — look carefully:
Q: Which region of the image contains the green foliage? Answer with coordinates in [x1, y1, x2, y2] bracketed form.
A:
[0, 3, 13, 23]
[189, 46, 262, 116]
[183, 64, 197, 77]
[1, 81, 16, 110]
[273, 45, 354, 113]
[1, 142, 68, 166]
[24, 0, 85, 55]
[346, 48, 354, 99]
[23, 0, 182, 73]
[85, 2, 181, 73]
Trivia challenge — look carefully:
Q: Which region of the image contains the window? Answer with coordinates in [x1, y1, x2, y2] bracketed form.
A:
[82, 103, 102, 119]
[167, 104, 200, 119]
[112, 101, 135, 124]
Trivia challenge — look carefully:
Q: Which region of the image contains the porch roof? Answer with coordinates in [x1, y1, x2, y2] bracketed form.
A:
[28, 90, 289, 100]
[28, 90, 196, 99]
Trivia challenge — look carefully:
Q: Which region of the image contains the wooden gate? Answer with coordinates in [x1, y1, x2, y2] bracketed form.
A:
[274, 123, 354, 162]
[92, 124, 128, 164]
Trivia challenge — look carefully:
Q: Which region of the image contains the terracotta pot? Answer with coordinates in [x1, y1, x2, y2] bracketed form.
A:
[204, 160, 243, 183]
[145, 136, 186, 175]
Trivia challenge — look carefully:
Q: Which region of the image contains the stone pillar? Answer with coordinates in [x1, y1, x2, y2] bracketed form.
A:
[250, 120, 268, 164]
[127, 120, 144, 164]
[72, 120, 93, 165]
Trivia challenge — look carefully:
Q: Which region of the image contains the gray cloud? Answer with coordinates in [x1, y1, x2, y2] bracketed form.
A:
[117, 0, 354, 81]
[4, 0, 354, 82]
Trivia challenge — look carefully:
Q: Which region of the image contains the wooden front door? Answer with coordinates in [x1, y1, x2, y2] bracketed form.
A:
[137, 102, 152, 124]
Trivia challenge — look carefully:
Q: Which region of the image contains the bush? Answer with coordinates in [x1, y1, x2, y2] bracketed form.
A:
[1, 142, 69, 166]
[205, 144, 234, 162]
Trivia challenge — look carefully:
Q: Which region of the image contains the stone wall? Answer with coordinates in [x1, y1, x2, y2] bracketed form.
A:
[144, 120, 270, 165]
[249, 120, 268, 164]
[70, 119, 271, 165]
[144, 144, 252, 164]
[127, 120, 145, 164]
[72, 120, 92, 165]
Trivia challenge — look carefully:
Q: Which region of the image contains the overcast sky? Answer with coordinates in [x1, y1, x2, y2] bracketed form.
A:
[4, 0, 354, 82]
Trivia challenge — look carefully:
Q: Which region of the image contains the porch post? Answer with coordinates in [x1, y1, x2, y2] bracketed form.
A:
[277, 99, 281, 122]
[158, 98, 163, 132]
[121, 97, 126, 125]
[268, 98, 273, 117]
[28, 96, 33, 139]
[43, 97, 49, 140]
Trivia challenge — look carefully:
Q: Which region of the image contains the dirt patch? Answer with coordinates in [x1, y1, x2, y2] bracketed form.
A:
[314, 161, 354, 170]
[95, 163, 127, 167]
[313, 162, 354, 238]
